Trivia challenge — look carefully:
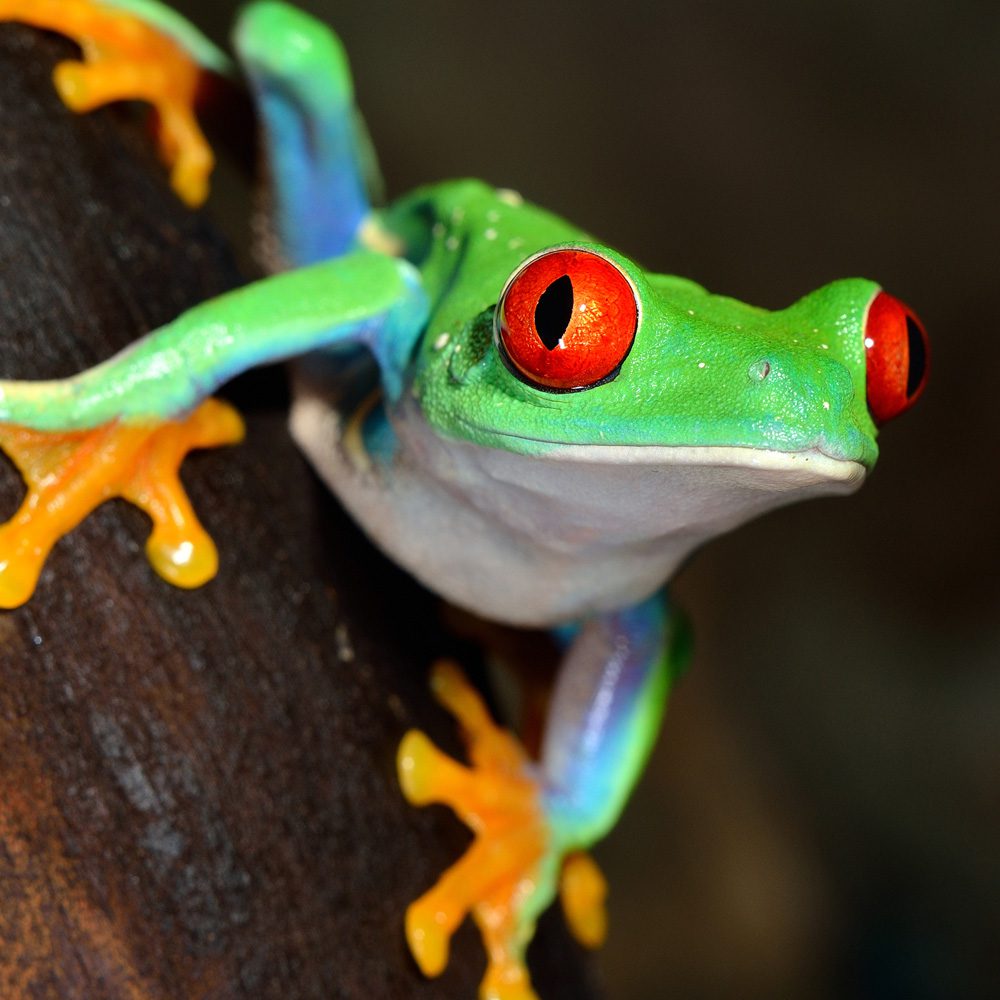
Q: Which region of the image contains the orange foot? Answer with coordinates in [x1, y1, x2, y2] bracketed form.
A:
[0, 0, 214, 205]
[0, 398, 244, 608]
[398, 661, 609, 1000]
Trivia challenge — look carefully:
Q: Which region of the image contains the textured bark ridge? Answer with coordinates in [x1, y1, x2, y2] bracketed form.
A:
[0, 26, 599, 1000]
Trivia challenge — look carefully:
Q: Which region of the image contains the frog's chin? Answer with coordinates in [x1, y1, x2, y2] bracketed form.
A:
[292, 389, 869, 627]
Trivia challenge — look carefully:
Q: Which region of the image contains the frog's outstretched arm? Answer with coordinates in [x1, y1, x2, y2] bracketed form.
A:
[399, 592, 688, 1000]
[0, 253, 428, 608]
[0, 253, 425, 429]
[234, 2, 376, 266]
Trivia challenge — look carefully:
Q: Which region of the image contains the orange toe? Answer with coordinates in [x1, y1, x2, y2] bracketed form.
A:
[398, 662, 553, 1000]
[0, 0, 214, 205]
[0, 398, 243, 607]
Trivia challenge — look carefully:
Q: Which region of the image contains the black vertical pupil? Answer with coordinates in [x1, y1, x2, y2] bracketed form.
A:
[534, 274, 575, 350]
[905, 315, 926, 397]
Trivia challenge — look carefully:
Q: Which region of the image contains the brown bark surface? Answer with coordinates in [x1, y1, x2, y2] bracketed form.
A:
[0, 25, 599, 1000]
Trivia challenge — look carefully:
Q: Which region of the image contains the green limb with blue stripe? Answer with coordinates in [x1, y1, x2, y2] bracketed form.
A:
[0, 251, 428, 430]
[234, 1, 378, 266]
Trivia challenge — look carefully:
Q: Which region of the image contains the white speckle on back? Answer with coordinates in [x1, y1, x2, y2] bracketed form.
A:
[446, 236, 460, 251]
[484, 228, 498, 240]
[496, 188, 523, 206]
[487, 210, 500, 222]
[434, 332, 451, 350]
[507, 237, 524, 250]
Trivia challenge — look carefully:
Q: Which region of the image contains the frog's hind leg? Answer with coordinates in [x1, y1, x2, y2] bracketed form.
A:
[234, 2, 379, 267]
[0, 0, 229, 205]
[398, 593, 689, 999]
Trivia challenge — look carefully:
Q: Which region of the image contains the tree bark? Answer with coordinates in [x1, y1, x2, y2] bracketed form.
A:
[0, 25, 600, 1000]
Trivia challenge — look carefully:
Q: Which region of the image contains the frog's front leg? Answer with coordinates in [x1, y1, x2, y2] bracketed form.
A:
[399, 592, 689, 1000]
[0, 399, 244, 607]
[0, 251, 428, 607]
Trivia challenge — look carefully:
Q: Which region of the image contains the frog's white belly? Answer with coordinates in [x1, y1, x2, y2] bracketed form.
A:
[290, 387, 865, 627]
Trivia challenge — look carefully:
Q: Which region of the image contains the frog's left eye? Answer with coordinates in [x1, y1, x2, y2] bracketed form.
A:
[495, 248, 639, 391]
[864, 290, 929, 424]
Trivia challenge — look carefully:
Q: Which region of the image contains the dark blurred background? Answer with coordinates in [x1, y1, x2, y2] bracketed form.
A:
[175, 1, 1000, 997]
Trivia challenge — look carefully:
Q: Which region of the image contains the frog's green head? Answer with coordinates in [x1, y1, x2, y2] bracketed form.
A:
[415, 243, 928, 488]
[402, 238, 930, 591]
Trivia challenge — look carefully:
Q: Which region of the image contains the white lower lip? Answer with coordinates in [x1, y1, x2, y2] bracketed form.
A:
[550, 441, 864, 482]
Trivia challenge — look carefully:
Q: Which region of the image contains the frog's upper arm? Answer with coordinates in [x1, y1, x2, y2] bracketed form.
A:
[0, 251, 428, 430]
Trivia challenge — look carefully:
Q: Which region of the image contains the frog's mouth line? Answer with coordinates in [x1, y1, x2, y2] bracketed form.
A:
[455, 418, 867, 488]
[546, 441, 867, 486]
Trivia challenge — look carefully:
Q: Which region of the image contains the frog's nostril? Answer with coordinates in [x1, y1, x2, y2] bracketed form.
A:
[749, 359, 771, 381]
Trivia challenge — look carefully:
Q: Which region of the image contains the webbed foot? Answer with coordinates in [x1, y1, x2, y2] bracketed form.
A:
[0, 0, 216, 204]
[398, 662, 608, 1000]
[0, 398, 243, 608]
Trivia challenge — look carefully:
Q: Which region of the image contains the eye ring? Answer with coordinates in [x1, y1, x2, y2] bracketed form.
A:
[494, 247, 640, 392]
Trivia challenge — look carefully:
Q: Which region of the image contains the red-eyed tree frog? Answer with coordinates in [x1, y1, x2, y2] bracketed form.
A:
[0, 2, 929, 998]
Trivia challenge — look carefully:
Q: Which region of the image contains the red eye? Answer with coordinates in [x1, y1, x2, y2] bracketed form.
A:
[864, 290, 929, 424]
[495, 249, 639, 390]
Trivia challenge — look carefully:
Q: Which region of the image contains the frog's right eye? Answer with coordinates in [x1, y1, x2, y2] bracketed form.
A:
[864, 291, 929, 424]
[495, 248, 639, 391]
